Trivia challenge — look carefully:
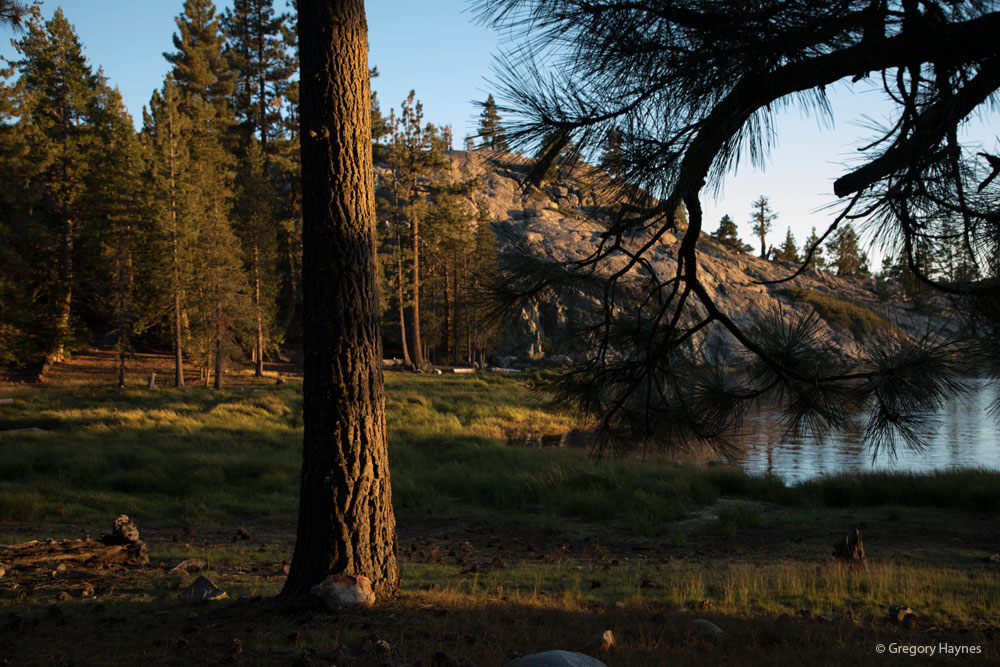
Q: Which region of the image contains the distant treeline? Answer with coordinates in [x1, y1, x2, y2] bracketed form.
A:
[0, 1, 500, 384]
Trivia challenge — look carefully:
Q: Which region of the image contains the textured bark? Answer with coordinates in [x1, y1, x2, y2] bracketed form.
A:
[283, 0, 398, 600]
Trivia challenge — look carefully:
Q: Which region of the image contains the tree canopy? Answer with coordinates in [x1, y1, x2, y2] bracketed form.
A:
[475, 0, 1000, 456]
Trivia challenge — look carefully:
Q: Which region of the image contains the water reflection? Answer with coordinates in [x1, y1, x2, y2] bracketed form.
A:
[733, 379, 1000, 483]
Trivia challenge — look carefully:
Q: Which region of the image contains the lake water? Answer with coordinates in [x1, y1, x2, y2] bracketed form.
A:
[514, 379, 1000, 483]
[733, 379, 1000, 483]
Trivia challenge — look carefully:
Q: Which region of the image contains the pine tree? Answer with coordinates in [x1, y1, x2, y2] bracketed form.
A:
[710, 214, 749, 253]
[377, 92, 448, 369]
[826, 226, 870, 278]
[224, 0, 294, 376]
[0, 6, 105, 364]
[477, 94, 508, 151]
[773, 227, 800, 263]
[803, 226, 826, 270]
[749, 195, 777, 260]
[284, 0, 398, 601]
[142, 76, 191, 385]
[164, 0, 249, 388]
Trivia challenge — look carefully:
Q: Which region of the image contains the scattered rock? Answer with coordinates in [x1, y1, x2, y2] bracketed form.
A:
[181, 575, 228, 603]
[688, 618, 724, 638]
[504, 650, 607, 667]
[168, 558, 209, 576]
[832, 528, 866, 561]
[582, 630, 614, 653]
[310, 573, 375, 610]
[888, 605, 915, 624]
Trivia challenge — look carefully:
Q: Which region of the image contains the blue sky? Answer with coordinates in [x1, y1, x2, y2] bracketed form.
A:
[3, 1, 996, 270]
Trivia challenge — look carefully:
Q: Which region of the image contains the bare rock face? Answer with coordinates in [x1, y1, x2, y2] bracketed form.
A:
[310, 573, 376, 610]
[400, 151, 950, 366]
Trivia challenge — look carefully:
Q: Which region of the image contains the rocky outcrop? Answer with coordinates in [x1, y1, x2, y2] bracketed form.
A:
[434, 150, 946, 365]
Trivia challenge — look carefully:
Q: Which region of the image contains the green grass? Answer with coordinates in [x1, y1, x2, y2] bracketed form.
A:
[2, 374, 999, 530]
[778, 287, 892, 339]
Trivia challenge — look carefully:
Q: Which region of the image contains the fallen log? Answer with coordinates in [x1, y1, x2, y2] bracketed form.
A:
[0, 515, 149, 570]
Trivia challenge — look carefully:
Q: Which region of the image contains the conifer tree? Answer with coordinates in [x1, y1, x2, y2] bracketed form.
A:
[164, 0, 249, 388]
[710, 214, 746, 252]
[1, 6, 104, 364]
[826, 226, 870, 278]
[803, 226, 826, 270]
[142, 76, 191, 385]
[773, 227, 801, 263]
[749, 195, 777, 260]
[477, 93, 508, 151]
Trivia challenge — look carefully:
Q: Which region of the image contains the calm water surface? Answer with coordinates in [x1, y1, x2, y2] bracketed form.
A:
[733, 379, 1000, 483]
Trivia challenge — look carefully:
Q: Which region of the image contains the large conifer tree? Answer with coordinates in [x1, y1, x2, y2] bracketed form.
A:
[284, 0, 398, 600]
[164, 0, 250, 388]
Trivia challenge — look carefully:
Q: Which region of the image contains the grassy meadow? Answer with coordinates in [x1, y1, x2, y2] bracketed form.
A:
[1, 358, 999, 665]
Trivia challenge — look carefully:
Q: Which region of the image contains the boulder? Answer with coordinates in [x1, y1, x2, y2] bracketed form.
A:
[504, 651, 607, 667]
[181, 575, 228, 603]
[688, 618, 724, 638]
[581, 630, 614, 653]
[102, 514, 140, 545]
[310, 573, 376, 610]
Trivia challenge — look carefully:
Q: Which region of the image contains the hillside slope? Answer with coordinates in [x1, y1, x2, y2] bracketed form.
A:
[424, 151, 945, 365]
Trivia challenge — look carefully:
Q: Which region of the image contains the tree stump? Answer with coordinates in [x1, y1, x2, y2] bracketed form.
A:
[832, 527, 865, 561]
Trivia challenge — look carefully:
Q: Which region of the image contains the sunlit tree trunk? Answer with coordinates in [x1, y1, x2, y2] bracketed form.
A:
[283, 0, 398, 601]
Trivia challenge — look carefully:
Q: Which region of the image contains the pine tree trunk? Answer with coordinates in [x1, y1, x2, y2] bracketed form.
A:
[168, 97, 185, 387]
[214, 314, 223, 390]
[253, 242, 265, 377]
[50, 216, 74, 364]
[284, 0, 398, 601]
[395, 223, 411, 366]
[406, 215, 426, 368]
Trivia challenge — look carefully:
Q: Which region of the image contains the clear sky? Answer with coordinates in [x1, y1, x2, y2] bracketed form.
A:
[3, 1, 996, 271]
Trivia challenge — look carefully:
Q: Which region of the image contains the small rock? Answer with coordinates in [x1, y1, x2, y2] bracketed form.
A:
[168, 558, 208, 576]
[56, 591, 72, 602]
[181, 576, 228, 603]
[582, 630, 614, 653]
[688, 618, 724, 638]
[0, 566, 5, 579]
[187, 611, 199, 620]
[234, 527, 250, 541]
[310, 574, 375, 610]
[640, 579, 661, 589]
[80, 582, 95, 598]
[888, 605, 915, 624]
[817, 614, 836, 624]
[504, 651, 607, 667]
[983, 553, 1000, 563]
